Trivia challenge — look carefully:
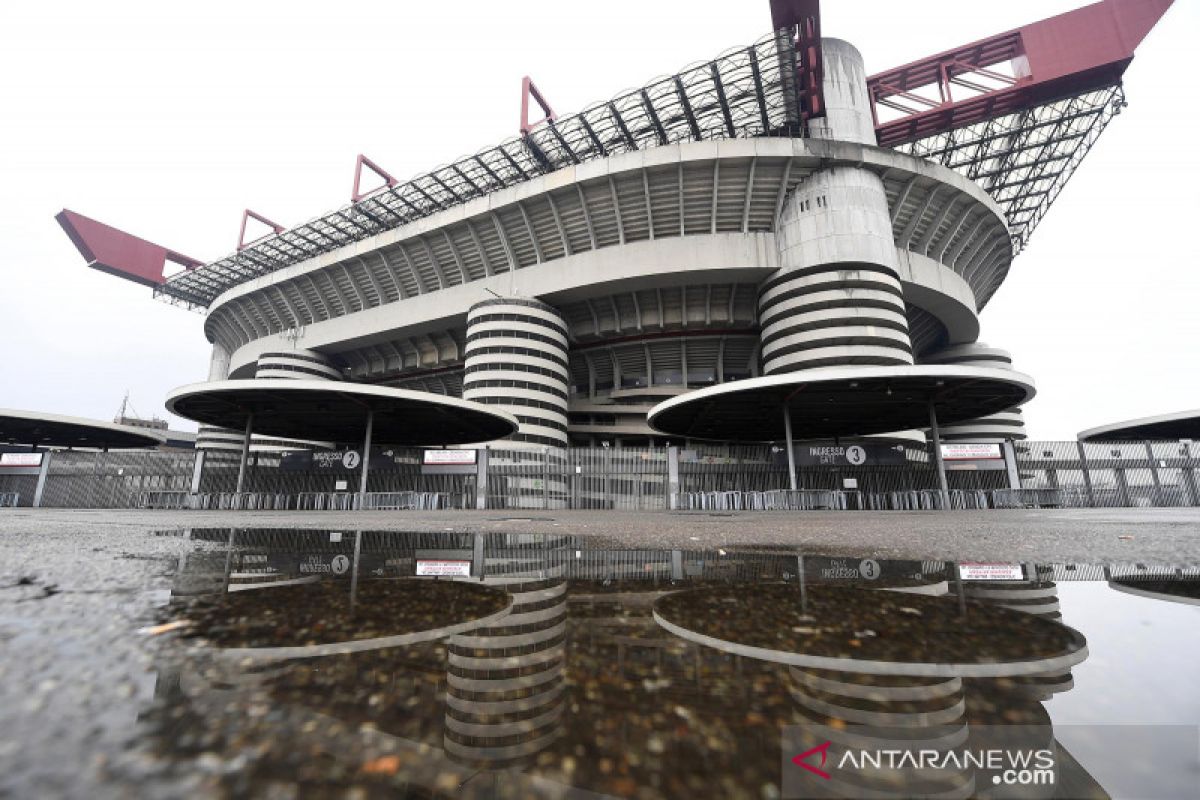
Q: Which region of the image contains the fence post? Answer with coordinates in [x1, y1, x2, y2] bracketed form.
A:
[667, 446, 680, 510]
[1144, 441, 1162, 506]
[1075, 441, 1095, 507]
[32, 452, 52, 508]
[474, 448, 489, 510]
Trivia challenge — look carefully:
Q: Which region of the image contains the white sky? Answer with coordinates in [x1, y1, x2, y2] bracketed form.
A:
[1, 0, 1195, 438]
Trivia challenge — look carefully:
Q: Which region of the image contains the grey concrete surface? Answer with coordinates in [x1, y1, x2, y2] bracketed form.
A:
[2, 507, 1198, 564]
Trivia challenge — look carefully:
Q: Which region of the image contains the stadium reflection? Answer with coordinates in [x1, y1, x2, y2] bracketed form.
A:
[142, 529, 1198, 798]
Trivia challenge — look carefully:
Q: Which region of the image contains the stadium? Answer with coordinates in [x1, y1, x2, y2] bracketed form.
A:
[47, 0, 1182, 510]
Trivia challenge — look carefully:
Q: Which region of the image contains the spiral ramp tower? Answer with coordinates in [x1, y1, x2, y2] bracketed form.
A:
[920, 344, 1029, 442]
[443, 537, 568, 773]
[195, 347, 339, 455]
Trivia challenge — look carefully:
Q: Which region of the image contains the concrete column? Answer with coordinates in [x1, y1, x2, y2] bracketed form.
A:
[929, 403, 950, 506]
[358, 409, 374, 509]
[759, 39, 913, 381]
[667, 446, 681, 510]
[32, 452, 52, 508]
[234, 414, 253, 494]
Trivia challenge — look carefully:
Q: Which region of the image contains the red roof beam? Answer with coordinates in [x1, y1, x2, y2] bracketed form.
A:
[868, 0, 1173, 148]
[55, 209, 202, 288]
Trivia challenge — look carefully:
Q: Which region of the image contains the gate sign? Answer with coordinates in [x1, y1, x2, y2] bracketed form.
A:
[0, 453, 42, 467]
[416, 559, 472, 577]
[803, 557, 932, 583]
[940, 443, 1003, 461]
[793, 443, 907, 467]
[959, 563, 1025, 581]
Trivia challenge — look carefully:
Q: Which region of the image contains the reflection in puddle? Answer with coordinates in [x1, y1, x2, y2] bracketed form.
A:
[144, 530, 1199, 798]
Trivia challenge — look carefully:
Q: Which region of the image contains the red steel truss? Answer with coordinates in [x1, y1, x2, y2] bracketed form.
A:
[868, 0, 1172, 148]
[869, 0, 1171, 250]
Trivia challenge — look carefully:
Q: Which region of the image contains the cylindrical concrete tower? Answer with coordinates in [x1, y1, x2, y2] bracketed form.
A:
[253, 348, 342, 381]
[921, 344, 1028, 441]
[759, 39, 914, 376]
[443, 541, 567, 770]
[463, 298, 570, 448]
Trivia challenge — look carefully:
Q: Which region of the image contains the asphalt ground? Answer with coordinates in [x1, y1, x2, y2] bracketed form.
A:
[2, 506, 1199, 563]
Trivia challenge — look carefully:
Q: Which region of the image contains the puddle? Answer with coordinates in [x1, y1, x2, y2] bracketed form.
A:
[9, 528, 1200, 798]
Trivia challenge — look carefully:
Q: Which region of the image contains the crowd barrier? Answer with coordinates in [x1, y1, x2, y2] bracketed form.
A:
[134, 490, 449, 512]
[0, 493, 19, 508]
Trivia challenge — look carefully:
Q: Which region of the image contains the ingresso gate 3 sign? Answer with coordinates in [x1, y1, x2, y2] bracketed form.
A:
[793, 443, 907, 467]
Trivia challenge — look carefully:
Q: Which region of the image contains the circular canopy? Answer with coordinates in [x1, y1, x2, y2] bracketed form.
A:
[653, 584, 1088, 678]
[166, 380, 518, 445]
[647, 366, 1035, 442]
[1078, 409, 1200, 442]
[0, 408, 167, 450]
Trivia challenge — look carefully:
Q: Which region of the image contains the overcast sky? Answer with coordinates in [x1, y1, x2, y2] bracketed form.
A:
[1, 0, 1194, 438]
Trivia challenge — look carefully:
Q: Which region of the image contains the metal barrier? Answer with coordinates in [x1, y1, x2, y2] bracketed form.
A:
[992, 488, 1065, 509]
[0, 493, 19, 508]
[293, 492, 357, 511]
[360, 491, 447, 510]
[676, 489, 850, 511]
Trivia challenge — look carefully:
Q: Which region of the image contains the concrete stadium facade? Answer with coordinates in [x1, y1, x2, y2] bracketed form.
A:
[195, 40, 1028, 451]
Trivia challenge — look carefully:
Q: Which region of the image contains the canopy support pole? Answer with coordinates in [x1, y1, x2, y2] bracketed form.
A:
[783, 404, 798, 492]
[358, 408, 374, 510]
[235, 413, 253, 494]
[928, 401, 950, 509]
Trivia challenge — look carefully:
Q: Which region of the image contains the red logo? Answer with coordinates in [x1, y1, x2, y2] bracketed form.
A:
[792, 741, 832, 780]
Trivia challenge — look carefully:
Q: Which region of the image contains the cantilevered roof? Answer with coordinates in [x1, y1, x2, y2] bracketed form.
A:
[0, 409, 168, 450]
[155, 32, 799, 309]
[647, 365, 1035, 442]
[165, 379, 517, 445]
[1078, 410, 1200, 442]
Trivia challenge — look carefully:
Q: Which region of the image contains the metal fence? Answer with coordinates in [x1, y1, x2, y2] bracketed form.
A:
[37, 451, 197, 509]
[6, 439, 1199, 511]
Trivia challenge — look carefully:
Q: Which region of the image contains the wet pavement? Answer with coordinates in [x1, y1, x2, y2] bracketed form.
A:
[0, 522, 1197, 798]
[4, 507, 1200, 563]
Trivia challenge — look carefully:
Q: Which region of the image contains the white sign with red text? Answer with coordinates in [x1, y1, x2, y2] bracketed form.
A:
[416, 559, 472, 577]
[0, 453, 43, 467]
[940, 443, 1003, 461]
[959, 563, 1025, 581]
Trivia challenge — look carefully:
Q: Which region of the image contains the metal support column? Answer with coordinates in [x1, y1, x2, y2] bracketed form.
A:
[1181, 441, 1199, 507]
[1001, 440, 1021, 490]
[783, 404, 797, 492]
[1144, 441, 1162, 506]
[475, 448, 489, 510]
[358, 408, 374, 509]
[667, 446, 681, 510]
[189, 450, 205, 495]
[32, 452, 52, 508]
[1076, 441, 1095, 507]
[234, 414, 253, 494]
[928, 402, 950, 507]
